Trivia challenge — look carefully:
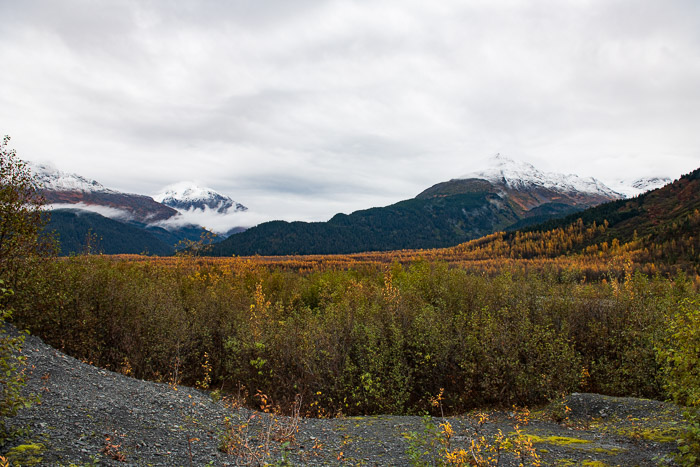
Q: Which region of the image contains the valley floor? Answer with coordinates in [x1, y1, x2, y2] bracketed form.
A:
[5, 329, 687, 466]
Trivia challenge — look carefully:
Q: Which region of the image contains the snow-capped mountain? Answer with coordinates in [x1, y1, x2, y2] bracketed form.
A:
[611, 177, 673, 198]
[459, 154, 622, 198]
[30, 162, 115, 193]
[30, 162, 179, 223]
[155, 182, 247, 214]
[30, 161, 252, 242]
[28, 163, 252, 254]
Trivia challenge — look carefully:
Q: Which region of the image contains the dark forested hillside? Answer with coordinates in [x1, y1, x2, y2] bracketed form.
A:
[210, 192, 511, 255]
[449, 168, 700, 272]
[44, 210, 218, 256]
[209, 181, 597, 256]
[517, 168, 699, 246]
[46, 209, 175, 255]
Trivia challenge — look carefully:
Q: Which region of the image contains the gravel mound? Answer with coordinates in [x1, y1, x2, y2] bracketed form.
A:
[565, 392, 681, 422]
[3, 329, 688, 465]
[7, 331, 233, 465]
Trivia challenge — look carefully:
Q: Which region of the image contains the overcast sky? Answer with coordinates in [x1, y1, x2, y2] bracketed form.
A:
[1, 0, 699, 224]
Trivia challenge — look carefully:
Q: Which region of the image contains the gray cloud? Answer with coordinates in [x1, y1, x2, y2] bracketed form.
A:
[1, 0, 699, 222]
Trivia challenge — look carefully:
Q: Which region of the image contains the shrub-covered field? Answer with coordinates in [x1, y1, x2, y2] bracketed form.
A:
[10, 254, 698, 417]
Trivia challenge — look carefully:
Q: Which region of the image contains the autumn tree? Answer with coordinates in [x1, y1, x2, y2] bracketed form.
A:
[0, 135, 53, 287]
[0, 135, 50, 443]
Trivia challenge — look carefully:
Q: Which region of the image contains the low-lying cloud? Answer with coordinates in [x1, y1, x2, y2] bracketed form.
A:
[46, 203, 134, 221]
[153, 207, 272, 234]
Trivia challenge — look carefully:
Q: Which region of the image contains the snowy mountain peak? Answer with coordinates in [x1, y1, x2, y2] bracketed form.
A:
[631, 177, 672, 190]
[459, 154, 622, 198]
[610, 176, 673, 198]
[29, 162, 115, 193]
[155, 182, 247, 214]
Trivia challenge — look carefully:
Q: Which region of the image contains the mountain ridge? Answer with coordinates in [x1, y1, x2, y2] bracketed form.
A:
[32, 155, 679, 256]
[610, 176, 673, 198]
[443, 167, 699, 273]
[210, 156, 625, 256]
[458, 154, 622, 198]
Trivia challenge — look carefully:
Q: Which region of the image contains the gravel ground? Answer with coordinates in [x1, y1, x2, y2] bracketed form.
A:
[3, 329, 688, 466]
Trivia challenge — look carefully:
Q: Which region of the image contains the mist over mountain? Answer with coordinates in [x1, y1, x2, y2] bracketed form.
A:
[32, 162, 178, 224]
[150, 181, 253, 235]
[155, 182, 248, 214]
[31, 163, 248, 254]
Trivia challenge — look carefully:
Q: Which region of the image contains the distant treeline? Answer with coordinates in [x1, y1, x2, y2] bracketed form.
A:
[208, 193, 581, 256]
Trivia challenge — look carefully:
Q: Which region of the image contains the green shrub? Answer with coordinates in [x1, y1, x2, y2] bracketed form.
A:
[658, 298, 700, 406]
[0, 283, 35, 444]
[10, 255, 698, 416]
[657, 297, 700, 466]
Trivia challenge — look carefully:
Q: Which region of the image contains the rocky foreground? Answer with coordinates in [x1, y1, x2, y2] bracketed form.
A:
[3, 330, 688, 465]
